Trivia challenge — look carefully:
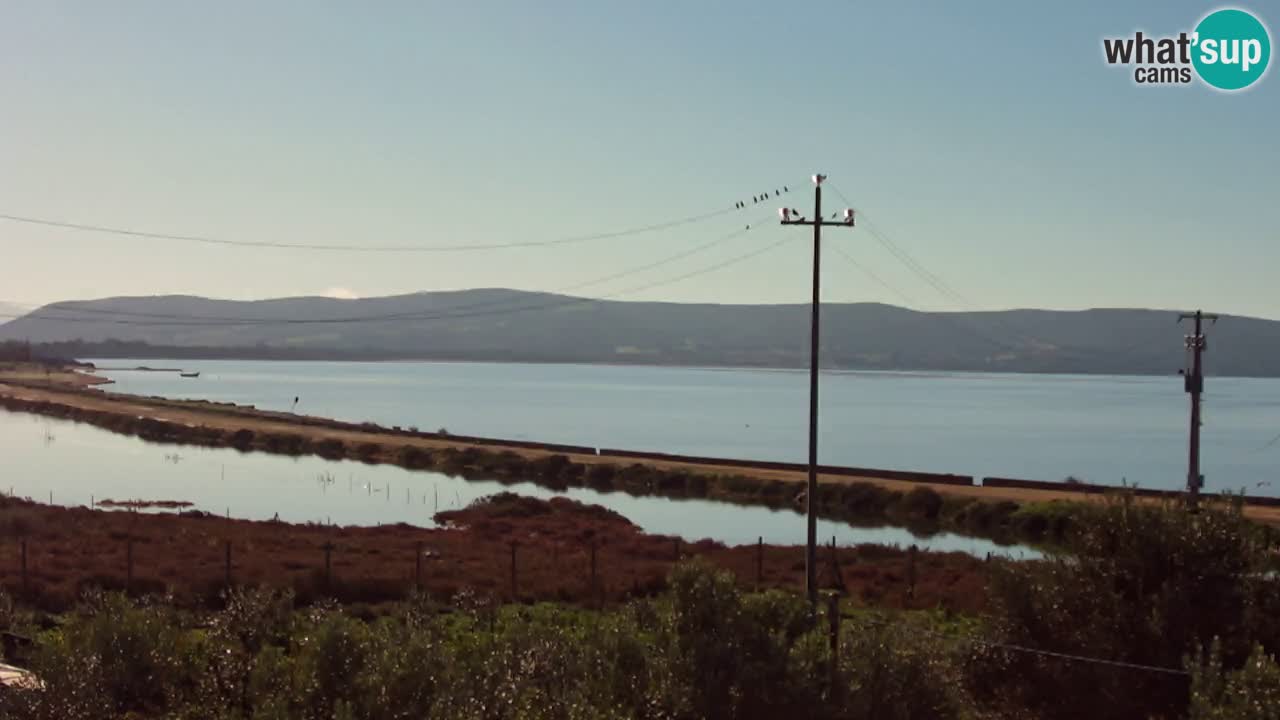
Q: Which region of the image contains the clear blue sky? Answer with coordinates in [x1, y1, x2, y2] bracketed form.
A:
[1, 1, 1276, 317]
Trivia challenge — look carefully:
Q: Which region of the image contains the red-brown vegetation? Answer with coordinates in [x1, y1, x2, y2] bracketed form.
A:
[0, 493, 988, 613]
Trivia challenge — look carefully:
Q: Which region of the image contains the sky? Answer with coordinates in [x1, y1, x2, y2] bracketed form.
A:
[1, 1, 1277, 318]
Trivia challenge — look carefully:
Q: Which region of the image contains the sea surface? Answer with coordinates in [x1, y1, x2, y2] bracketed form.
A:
[88, 359, 1280, 496]
[0, 409, 1026, 557]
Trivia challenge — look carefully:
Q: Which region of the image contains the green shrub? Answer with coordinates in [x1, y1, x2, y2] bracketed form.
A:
[228, 429, 255, 450]
[586, 463, 618, 490]
[1188, 640, 1280, 719]
[394, 444, 432, 468]
[898, 486, 944, 520]
[985, 497, 1280, 720]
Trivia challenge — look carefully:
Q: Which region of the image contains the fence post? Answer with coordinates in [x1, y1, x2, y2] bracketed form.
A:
[322, 541, 335, 592]
[225, 540, 233, 589]
[907, 545, 918, 607]
[757, 536, 764, 590]
[828, 536, 843, 592]
[126, 537, 134, 594]
[827, 591, 841, 702]
[20, 538, 28, 596]
[589, 538, 598, 608]
[415, 541, 423, 590]
[510, 541, 518, 601]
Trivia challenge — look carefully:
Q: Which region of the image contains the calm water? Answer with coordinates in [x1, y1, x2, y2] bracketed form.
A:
[90, 359, 1280, 496]
[0, 409, 1024, 557]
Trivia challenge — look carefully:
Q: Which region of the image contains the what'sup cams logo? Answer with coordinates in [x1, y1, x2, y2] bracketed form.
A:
[1103, 7, 1271, 91]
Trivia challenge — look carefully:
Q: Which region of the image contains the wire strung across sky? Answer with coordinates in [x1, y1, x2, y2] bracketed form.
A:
[828, 184, 1060, 354]
[827, 242, 919, 308]
[0, 209, 741, 253]
[0, 183, 793, 254]
[0, 219, 786, 327]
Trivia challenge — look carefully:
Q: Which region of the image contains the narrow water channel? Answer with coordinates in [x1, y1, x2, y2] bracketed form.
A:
[0, 409, 1035, 558]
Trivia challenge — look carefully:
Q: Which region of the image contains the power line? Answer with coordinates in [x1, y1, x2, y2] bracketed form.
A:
[0, 195, 760, 254]
[0, 224, 791, 328]
[827, 241, 919, 308]
[0, 218, 769, 326]
[828, 184, 1051, 352]
[860, 612, 1188, 678]
[1255, 432, 1280, 452]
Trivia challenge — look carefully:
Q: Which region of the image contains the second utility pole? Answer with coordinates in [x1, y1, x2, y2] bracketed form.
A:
[781, 174, 855, 605]
[1178, 309, 1218, 510]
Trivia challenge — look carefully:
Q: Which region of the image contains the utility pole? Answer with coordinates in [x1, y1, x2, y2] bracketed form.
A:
[1178, 309, 1218, 510]
[780, 174, 856, 605]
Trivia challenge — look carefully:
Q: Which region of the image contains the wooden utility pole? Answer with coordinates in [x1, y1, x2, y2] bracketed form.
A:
[1178, 310, 1218, 510]
[780, 174, 856, 605]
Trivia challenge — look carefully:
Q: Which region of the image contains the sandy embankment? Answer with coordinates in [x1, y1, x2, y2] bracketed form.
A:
[2, 364, 1277, 526]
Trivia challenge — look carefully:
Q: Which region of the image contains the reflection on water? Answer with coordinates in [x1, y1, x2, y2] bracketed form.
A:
[0, 409, 1035, 558]
[89, 359, 1280, 495]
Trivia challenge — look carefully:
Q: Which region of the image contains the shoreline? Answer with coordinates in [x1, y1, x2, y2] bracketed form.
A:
[77, 352, 1280, 379]
[3, 365, 1278, 540]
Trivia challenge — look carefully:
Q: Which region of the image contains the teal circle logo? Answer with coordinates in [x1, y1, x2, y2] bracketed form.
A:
[1192, 8, 1271, 91]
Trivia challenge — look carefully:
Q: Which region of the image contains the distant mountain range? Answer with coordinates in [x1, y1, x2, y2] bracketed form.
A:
[1, 289, 1278, 376]
[0, 302, 28, 321]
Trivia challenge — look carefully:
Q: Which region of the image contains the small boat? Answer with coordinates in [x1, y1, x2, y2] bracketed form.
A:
[179, 371, 200, 378]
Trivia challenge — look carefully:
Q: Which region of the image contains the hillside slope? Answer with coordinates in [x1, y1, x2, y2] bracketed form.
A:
[2, 290, 1276, 375]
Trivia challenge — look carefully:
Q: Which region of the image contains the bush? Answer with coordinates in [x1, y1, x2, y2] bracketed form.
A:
[314, 438, 346, 460]
[228, 429, 255, 451]
[394, 445, 432, 469]
[354, 442, 381, 463]
[985, 497, 1280, 720]
[898, 486, 944, 520]
[1189, 640, 1280, 719]
[837, 482, 895, 517]
[586, 463, 618, 491]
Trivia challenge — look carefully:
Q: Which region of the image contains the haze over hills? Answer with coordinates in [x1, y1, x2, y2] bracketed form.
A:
[2, 289, 1278, 376]
[0, 302, 28, 320]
